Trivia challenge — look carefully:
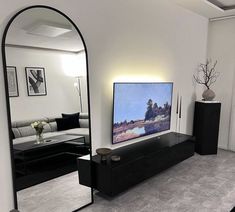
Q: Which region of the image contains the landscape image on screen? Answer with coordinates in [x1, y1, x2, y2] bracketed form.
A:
[112, 83, 173, 144]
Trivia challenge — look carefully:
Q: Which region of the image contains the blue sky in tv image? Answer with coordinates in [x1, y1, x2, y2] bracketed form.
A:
[113, 83, 173, 123]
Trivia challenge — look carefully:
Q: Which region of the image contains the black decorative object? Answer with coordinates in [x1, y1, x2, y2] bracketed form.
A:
[25, 67, 47, 96]
[179, 96, 182, 119]
[96, 148, 112, 161]
[193, 101, 221, 155]
[175, 93, 182, 133]
[175, 93, 179, 132]
[78, 132, 195, 196]
[179, 96, 182, 133]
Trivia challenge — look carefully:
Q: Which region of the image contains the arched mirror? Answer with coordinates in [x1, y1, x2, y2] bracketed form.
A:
[2, 5, 93, 211]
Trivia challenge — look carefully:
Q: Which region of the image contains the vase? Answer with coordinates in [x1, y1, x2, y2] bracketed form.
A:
[35, 133, 44, 144]
[202, 89, 215, 101]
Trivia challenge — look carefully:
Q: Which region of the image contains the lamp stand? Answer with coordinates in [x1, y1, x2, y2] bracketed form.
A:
[75, 77, 83, 112]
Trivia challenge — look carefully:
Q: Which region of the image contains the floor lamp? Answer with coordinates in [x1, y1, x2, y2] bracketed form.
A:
[74, 76, 83, 112]
[63, 51, 86, 113]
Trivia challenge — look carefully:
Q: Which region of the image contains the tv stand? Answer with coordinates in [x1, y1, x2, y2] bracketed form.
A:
[78, 132, 195, 196]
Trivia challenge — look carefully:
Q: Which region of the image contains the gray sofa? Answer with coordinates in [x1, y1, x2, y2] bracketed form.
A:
[12, 113, 90, 145]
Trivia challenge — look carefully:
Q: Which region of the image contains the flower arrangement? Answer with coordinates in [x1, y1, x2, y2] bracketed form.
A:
[31, 121, 47, 134]
[31, 121, 47, 143]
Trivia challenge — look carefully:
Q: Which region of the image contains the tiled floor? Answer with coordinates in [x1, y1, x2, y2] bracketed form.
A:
[18, 172, 91, 212]
[82, 149, 235, 212]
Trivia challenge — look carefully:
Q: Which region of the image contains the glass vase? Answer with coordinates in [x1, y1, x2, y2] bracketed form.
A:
[35, 132, 44, 144]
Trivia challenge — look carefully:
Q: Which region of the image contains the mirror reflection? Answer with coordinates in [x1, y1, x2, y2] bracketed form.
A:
[4, 7, 92, 212]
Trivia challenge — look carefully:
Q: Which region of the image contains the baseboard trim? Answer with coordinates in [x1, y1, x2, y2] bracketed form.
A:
[218, 145, 228, 150]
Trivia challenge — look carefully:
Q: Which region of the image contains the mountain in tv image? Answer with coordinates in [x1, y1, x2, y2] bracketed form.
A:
[113, 83, 172, 144]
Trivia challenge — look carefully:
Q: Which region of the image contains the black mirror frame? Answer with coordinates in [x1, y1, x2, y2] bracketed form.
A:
[1, 5, 93, 211]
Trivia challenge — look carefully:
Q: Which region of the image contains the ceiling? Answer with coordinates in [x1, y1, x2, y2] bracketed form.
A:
[172, 0, 235, 19]
[6, 8, 84, 52]
[6, 1, 235, 51]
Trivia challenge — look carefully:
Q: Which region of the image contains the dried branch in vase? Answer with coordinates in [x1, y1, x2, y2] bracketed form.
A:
[193, 59, 220, 101]
[193, 60, 219, 89]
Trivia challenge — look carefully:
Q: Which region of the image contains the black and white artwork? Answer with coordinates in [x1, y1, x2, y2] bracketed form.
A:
[7, 66, 19, 97]
[25, 67, 47, 96]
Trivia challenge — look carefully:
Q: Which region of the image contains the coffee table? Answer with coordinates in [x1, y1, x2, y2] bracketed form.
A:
[14, 134, 85, 151]
[13, 134, 88, 190]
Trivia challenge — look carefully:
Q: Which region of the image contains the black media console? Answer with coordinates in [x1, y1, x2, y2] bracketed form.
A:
[78, 132, 195, 196]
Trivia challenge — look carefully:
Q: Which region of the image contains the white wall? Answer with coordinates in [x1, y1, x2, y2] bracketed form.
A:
[6, 47, 88, 121]
[0, 1, 208, 211]
[207, 19, 235, 150]
[86, 1, 208, 151]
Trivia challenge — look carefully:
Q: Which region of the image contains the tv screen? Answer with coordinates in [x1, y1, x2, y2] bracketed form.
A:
[112, 82, 173, 144]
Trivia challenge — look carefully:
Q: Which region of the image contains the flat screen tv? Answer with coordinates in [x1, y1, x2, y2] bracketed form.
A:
[112, 82, 173, 144]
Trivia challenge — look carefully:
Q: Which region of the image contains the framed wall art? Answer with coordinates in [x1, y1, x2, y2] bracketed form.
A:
[25, 67, 47, 96]
[7, 66, 19, 97]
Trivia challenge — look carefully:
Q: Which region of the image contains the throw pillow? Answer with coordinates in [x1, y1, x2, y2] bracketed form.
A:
[62, 112, 80, 118]
[55, 116, 80, 131]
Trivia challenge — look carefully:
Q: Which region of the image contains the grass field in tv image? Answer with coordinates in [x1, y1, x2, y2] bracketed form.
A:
[113, 83, 172, 144]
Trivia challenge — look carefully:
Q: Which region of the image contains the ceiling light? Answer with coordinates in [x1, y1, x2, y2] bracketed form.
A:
[26, 22, 72, 38]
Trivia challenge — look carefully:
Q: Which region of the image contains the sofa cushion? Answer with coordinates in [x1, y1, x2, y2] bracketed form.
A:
[12, 118, 48, 128]
[79, 113, 89, 119]
[55, 116, 80, 131]
[12, 123, 52, 138]
[62, 112, 89, 128]
[48, 121, 57, 132]
[79, 119, 89, 128]
[11, 114, 89, 140]
[64, 128, 90, 145]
